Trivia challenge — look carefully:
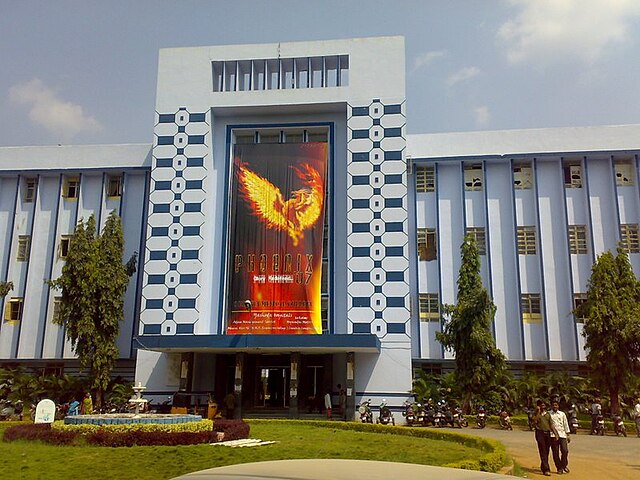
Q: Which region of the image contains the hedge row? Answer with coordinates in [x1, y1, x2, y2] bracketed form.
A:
[248, 419, 508, 473]
[3, 419, 249, 447]
[51, 419, 214, 434]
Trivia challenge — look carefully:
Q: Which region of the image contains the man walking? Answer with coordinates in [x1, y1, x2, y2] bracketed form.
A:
[533, 399, 558, 477]
[634, 398, 640, 437]
[550, 399, 571, 474]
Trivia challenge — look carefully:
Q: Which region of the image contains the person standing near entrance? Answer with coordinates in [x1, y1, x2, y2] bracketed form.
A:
[533, 399, 558, 477]
[324, 391, 332, 419]
[550, 399, 571, 474]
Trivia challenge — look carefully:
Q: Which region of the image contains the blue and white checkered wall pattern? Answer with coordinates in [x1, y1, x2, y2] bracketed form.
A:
[346, 100, 411, 340]
[140, 108, 209, 335]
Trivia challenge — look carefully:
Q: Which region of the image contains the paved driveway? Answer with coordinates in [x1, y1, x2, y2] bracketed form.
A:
[464, 426, 640, 479]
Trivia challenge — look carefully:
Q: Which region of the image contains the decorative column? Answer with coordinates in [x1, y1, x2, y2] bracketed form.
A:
[346, 352, 355, 421]
[234, 352, 244, 419]
[289, 352, 300, 418]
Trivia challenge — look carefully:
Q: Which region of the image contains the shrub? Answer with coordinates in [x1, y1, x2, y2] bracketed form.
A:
[3, 418, 249, 447]
[3, 423, 78, 445]
[52, 419, 213, 434]
[85, 429, 216, 447]
[212, 418, 250, 441]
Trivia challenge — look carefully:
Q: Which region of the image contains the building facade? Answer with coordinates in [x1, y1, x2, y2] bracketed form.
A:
[1, 37, 640, 417]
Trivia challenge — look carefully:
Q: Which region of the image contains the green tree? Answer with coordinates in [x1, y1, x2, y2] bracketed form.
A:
[48, 211, 135, 406]
[436, 235, 506, 413]
[578, 247, 640, 414]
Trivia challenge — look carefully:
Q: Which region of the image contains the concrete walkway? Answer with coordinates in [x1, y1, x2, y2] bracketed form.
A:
[172, 459, 515, 480]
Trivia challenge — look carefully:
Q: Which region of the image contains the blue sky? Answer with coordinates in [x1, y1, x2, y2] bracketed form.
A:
[2, 0, 640, 146]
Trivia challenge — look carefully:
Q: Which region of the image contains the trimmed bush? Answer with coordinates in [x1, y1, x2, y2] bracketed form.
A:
[3, 418, 250, 447]
[3, 423, 77, 445]
[212, 419, 250, 441]
[51, 419, 213, 434]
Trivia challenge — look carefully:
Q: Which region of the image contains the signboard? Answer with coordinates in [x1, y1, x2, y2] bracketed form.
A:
[227, 142, 328, 334]
[34, 399, 56, 424]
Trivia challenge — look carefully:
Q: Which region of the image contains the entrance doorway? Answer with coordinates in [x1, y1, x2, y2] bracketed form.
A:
[257, 367, 289, 408]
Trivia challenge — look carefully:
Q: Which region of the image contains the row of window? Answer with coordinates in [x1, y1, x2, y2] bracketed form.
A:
[212, 55, 349, 92]
[3, 297, 62, 323]
[416, 224, 640, 258]
[419, 293, 588, 323]
[20, 175, 123, 203]
[234, 129, 328, 145]
[415, 160, 636, 193]
[15, 235, 72, 262]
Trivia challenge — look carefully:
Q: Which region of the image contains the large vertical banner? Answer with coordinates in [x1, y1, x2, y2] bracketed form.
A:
[227, 142, 327, 334]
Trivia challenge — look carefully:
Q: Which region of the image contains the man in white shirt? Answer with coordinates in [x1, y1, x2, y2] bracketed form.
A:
[550, 399, 571, 474]
[634, 399, 640, 438]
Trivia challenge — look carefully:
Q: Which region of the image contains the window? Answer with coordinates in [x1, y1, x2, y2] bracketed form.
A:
[52, 297, 63, 323]
[63, 176, 80, 199]
[23, 178, 37, 202]
[620, 224, 640, 253]
[59, 235, 73, 259]
[466, 227, 486, 255]
[212, 55, 349, 92]
[521, 294, 542, 323]
[464, 164, 483, 191]
[4, 297, 23, 323]
[107, 175, 123, 198]
[419, 293, 440, 321]
[416, 166, 435, 193]
[563, 163, 582, 188]
[513, 164, 532, 189]
[16, 235, 31, 261]
[517, 226, 537, 255]
[573, 293, 587, 323]
[568, 225, 588, 254]
[417, 228, 437, 261]
[615, 161, 635, 186]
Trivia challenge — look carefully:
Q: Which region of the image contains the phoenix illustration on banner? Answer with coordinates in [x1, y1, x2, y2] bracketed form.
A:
[238, 162, 324, 246]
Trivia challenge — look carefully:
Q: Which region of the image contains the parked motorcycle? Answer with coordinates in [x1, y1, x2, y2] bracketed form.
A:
[567, 404, 579, 434]
[376, 399, 395, 425]
[476, 406, 487, 429]
[498, 409, 513, 430]
[612, 413, 627, 437]
[358, 399, 373, 423]
[0, 400, 15, 420]
[595, 413, 606, 436]
[402, 401, 416, 426]
[452, 406, 469, 428]
[525, 408, 535, 431]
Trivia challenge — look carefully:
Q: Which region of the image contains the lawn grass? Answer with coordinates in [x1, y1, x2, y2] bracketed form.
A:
[0, 420, 491, 480]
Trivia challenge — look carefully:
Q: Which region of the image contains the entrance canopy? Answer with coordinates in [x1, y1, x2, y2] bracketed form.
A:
[134, 334, 380, 354]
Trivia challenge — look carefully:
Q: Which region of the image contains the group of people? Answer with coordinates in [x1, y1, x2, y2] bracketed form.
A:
[533, 398, 571, 476]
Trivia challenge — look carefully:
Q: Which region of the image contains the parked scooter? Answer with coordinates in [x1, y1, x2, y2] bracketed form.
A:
[358, 399, 373, 423]
[567, 403, 579, 434]
[402, 401, 416, 426]
[499, 409, 513, 430]
[476, 406, 487, 429]
[612, 413, 627, 437]
[376, 399, 395, 425]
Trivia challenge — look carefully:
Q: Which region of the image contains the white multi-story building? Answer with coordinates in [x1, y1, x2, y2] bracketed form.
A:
[1, 37, 639, 417]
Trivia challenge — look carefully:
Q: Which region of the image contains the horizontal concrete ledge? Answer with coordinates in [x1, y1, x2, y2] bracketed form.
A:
[172, 459, 514, 480]
[134, 334, 381, 354]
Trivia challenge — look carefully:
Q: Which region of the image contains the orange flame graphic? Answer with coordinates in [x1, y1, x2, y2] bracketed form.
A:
[238, 163, 324, 246]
